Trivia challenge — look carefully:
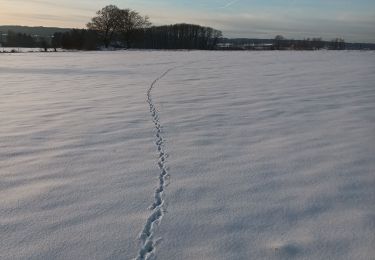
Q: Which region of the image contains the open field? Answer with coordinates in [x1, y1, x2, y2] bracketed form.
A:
[1, 51, 374, 259]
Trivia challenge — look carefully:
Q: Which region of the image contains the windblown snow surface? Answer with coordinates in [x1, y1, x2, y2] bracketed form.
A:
[1, 51, 374, 260]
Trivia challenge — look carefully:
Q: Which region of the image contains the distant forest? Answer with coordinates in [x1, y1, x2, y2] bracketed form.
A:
[1, 5, 375, 51]
[219, 36, 348, 51]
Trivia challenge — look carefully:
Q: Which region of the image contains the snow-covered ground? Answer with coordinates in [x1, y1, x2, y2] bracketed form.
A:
[1, 51, 374, 260]
[0, 47, 64, 53]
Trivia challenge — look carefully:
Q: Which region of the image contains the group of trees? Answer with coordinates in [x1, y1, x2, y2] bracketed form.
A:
[4, 31, 34, 47]
[51, 5, 222, 50]
[2, 5, 353, 51]
[329, 38, 346, 50]
[0, 31, 47, 48]
[131, 24, 222, 49]
[217, 36, 348, 51]
[52, 29, 99, 50]
[273, 35, 345, 50]
[273, 35, 325, 50]
[86, 5, 150, 48]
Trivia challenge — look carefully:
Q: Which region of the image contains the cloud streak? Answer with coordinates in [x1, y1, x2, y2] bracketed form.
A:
[220, 0, 240, 9]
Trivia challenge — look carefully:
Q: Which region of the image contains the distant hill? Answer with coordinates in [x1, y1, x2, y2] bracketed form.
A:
[0, 25, 71, 37]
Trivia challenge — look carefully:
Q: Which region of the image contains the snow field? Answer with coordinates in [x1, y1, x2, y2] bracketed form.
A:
[1, 50, 374, 259]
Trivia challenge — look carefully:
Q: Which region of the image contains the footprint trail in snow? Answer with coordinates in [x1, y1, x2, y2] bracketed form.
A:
[136, 67, 175, 260]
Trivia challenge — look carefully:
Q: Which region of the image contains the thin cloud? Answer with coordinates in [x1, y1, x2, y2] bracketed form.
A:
[220, 0, 240, 9]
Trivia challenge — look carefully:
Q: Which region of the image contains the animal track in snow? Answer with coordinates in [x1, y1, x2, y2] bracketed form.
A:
[136, 67, 175, 260]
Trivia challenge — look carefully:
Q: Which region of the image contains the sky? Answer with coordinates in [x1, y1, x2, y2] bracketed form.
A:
[0, 0, 375, 42]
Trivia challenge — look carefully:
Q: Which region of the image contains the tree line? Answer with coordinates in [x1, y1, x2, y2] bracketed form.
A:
[0, 30, 49, 49]
[273, 35, 346, 50]
[0, 5, 222, 51]
[130, 24, 222, 49]
[52, 24, 222, 50]
[51, 5, 222, 50]
[218, 36, 347, 50]
[1, 5, 361, 51]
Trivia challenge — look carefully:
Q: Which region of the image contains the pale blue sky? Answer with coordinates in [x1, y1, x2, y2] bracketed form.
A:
[1, 0, 374, 42]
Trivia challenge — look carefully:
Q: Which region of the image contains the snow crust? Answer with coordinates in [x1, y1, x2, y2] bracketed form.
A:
[1, 51, 374, 259]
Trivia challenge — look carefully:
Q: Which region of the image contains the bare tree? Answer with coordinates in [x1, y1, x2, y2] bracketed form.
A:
[87, 5, 122, 48]
[330, 38, 345, 50]
[87, 5, 151, 48]
[274, 35, 285, 50]
[117, 9, 151, 48]
[311, 38, 324, 50]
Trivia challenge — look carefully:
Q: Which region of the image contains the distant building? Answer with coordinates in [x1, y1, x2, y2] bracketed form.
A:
[216, 43, 234, 49]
